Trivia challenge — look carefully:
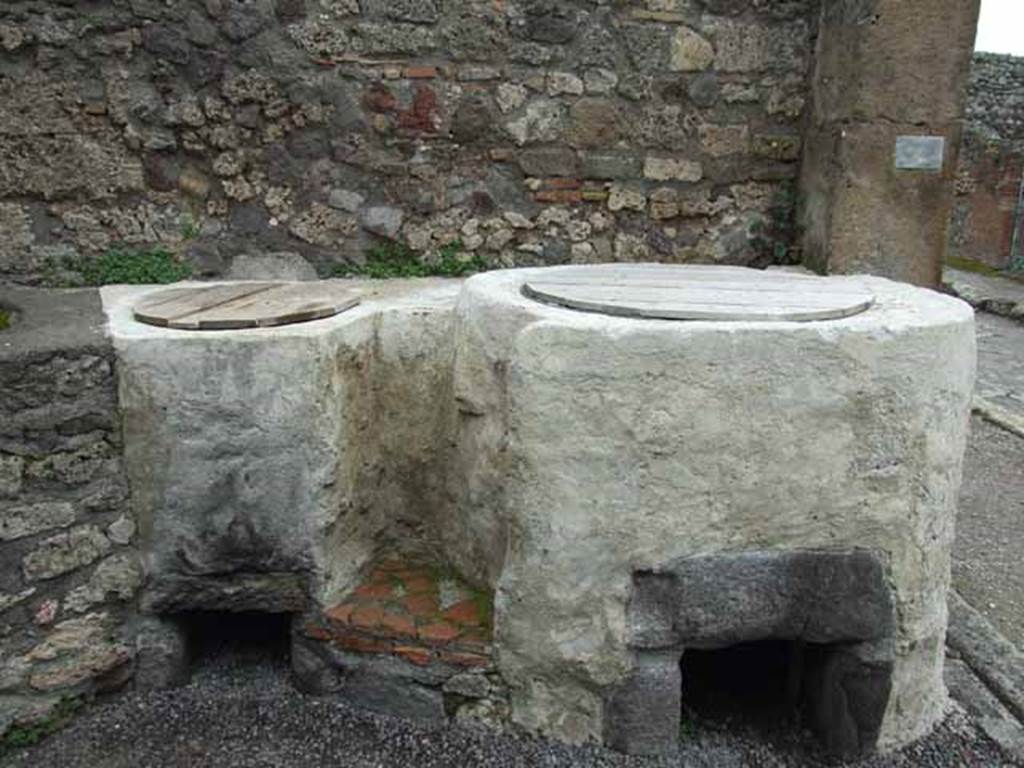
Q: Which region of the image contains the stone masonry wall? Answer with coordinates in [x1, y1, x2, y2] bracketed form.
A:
[0, 1, 815, 285]
[950, 53, 1024, 270]
[964, 53, 1024, 146]
[0, 289, 141, 737]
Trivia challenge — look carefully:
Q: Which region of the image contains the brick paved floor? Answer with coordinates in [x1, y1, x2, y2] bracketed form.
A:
[303, 555, 493, 670]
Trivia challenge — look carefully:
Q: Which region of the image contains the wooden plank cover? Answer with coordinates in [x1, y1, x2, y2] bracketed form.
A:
[133, 282, 361, 330]
[522, 265, 875, 322]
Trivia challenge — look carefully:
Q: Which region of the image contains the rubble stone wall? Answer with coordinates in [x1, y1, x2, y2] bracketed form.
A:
[950, 53, 1024, 271]
[0, 0, 815, 285]
[964, 53, 1024, 146]
[0, 288, 141, 736]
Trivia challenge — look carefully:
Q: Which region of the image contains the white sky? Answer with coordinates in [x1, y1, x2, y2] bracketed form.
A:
[975, 0, 1024, 55]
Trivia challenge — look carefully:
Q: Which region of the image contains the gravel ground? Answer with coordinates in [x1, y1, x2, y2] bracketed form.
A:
[2, 644, 1016, 768]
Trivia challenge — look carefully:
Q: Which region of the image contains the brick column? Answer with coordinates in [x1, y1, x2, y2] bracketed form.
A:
[799, 0, 982, 287]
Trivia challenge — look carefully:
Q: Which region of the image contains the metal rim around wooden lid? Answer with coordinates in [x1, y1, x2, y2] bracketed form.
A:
[132, 282, 361, 330]
[522, 265, 875, 323]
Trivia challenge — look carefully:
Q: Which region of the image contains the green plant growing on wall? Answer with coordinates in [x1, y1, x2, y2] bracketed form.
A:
[749, 183, 800, 266]
[0, 310, 10, 331]
[1, 696, 83, 752]
[335, 240, 489, 279]
[179, 215, 202, 241]
[44, 247, 192, 287]
[80, 247, 193, 286]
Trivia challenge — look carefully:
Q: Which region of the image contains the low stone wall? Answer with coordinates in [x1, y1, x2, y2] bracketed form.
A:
[0, 288, 141, 735]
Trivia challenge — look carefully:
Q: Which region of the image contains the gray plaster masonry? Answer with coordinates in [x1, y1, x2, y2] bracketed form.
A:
[101, 266, 976, 758]
[446, 267, 975, 752]
[103, 279, 461, 613]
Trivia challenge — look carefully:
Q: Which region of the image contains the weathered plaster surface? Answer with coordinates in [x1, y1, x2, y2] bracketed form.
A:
[100, 267, 975, 754]
[103, 280, 460, 611]
[448, 267, 975, 748]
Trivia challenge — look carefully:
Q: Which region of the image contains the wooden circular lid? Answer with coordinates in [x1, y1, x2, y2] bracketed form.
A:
[522, 265, 875, 322]
[133, 282, 361, 330]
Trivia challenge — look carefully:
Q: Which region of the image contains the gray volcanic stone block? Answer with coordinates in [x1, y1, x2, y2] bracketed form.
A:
[803, 641, 895, 759]
[291, 634, 343, 695]
[604, 651, 681, 756]
[630, 550, 895, 650]
[621, 550, 895, 758]
[134, 615, 189, 691]
[141, 573, 309, 614]
[292, 631, 450, 722]
[341, 674, 446, 722]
